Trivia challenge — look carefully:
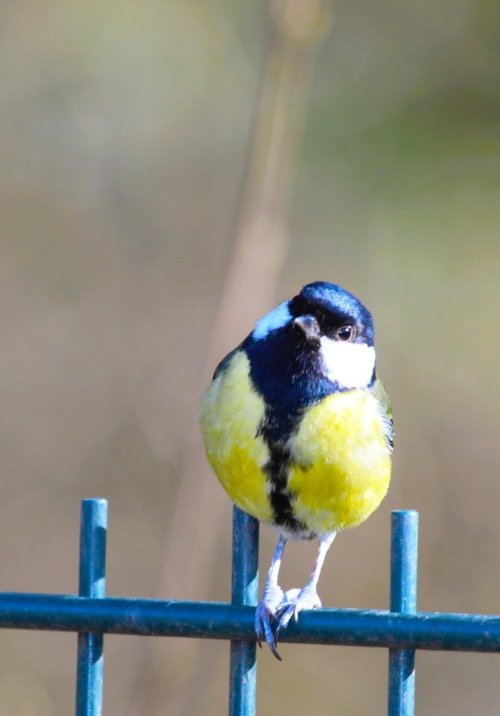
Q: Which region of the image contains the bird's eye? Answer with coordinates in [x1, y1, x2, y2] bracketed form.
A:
[336, 325, 355, 341]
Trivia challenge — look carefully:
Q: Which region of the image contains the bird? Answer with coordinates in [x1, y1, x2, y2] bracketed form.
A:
[200, 281, 393, 658]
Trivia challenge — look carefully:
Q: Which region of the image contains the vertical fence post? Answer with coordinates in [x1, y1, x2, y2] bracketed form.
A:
[75, 498, 107, 716]
[388, 510, 418, 716]
[229, 506, 259, 716]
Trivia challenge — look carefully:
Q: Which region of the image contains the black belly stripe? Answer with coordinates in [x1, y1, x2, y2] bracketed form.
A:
[257, 406, 308, 535]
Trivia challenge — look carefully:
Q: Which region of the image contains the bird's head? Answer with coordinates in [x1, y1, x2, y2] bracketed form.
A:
[250, 281, 376, 391]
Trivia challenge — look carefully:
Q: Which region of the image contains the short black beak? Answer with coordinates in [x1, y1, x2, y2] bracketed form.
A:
[293, 315, 321, 342]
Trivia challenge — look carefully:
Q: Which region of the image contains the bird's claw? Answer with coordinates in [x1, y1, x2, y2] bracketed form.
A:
[255, 584, 284, 660]
[255, 585, 322, 657]
[275, 586, 322, 636]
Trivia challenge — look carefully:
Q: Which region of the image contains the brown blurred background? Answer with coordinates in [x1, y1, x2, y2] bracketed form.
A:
[0, 0, 499, 714]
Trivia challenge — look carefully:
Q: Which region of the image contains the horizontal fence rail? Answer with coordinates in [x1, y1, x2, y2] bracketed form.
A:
[0, 500, 499, 716]
[0, 593, 499, 649]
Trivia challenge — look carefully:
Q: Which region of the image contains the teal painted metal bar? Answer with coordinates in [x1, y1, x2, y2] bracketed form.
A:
[229, 507, 259, 716]
[0, 593, 499, 651]
[388, 511, 418, 716]
[76, 499, 107, 716]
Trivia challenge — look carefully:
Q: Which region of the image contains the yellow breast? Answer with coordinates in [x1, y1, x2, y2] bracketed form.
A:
[288, 390, 392, 533]
[200, 351, 274, 522]
[201, 351, 392, 535]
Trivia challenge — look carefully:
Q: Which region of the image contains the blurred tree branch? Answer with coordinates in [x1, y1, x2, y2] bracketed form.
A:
[135, 2, 333, 714]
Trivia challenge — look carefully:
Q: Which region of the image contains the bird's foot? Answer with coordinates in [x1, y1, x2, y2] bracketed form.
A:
[255, 583, 284, 660]
[275, 585, 322, 635]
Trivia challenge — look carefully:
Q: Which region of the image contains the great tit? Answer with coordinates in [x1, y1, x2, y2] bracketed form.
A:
[201, 281, 393, 658]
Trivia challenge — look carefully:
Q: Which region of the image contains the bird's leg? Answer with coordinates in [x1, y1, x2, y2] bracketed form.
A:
[276, 531, 336, 634]
[255, 533, 287, 659]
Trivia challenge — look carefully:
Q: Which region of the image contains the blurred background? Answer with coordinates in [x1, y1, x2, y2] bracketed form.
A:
[0, 0, 499, 713]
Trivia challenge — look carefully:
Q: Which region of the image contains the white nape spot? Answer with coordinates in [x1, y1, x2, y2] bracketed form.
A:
[319, 337, 375, 389]
[252, 301, 291, 340]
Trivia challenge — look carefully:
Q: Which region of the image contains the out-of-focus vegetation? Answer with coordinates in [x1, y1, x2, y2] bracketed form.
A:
[0, 0, 498, 714]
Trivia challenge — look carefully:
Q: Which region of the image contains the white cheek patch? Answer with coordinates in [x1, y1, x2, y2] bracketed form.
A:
[252, 301, 291, 340]
[319, 337, 375, 389]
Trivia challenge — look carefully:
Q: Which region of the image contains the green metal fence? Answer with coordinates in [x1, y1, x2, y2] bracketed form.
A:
[0, 498, 499, 715]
